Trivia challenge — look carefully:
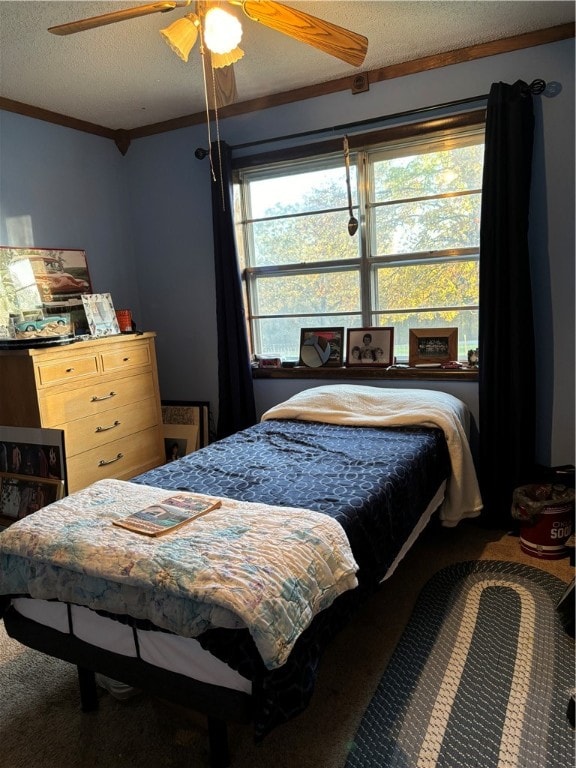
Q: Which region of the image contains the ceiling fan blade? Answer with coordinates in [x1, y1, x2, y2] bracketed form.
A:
[235, 0, 368, 67]
[207, 59, 238, 109]
[48, 2, 192, 36]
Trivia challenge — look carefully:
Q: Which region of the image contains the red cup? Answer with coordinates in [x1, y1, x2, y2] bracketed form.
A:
[115, 309, 132, 333]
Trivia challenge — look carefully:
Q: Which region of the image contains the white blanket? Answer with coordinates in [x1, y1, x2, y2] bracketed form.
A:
[261, 385, 482, 526]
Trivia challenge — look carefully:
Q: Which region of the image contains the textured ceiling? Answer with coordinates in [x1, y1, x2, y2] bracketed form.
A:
[0, 1, 574, 130]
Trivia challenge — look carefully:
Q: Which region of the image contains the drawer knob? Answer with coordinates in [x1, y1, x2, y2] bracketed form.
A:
[91, 391, 117, 402]
[95, 420, 121, 433]
[66, 367, 75, 373]
[98, 453, 124, 467]
[123, 357, 130, 362]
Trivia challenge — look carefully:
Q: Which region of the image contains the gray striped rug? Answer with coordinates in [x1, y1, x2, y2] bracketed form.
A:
[345, 561, 574, 768]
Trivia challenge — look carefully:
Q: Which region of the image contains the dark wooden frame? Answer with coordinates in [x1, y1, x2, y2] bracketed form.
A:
[346, 327, 394, 367]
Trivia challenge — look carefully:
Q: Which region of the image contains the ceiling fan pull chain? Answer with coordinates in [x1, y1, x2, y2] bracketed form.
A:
[199, 39, 216, 182]
[210, 64, 226, 212]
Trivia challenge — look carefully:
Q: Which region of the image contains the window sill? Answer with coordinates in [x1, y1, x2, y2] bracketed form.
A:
[252, 366, 479, 381]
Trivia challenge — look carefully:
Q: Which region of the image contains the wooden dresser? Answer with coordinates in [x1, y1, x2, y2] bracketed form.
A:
[0, 332, 165, 493]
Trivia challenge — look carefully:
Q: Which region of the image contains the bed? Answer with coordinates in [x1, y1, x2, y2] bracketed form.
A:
[0, 385, 482, 767]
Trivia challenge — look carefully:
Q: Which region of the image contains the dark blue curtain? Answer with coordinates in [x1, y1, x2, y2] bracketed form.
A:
[478, 80, 536, 526]
[210, 140, 257, 439]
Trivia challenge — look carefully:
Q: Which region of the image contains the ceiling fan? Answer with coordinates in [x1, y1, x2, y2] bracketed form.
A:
[48, 1, 368, 109]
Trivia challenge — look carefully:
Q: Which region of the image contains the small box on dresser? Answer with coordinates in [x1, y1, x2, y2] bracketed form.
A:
[0, 332, 165, 494]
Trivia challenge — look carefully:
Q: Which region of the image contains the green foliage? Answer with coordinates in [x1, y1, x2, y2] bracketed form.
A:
[240, 137, 484, 358]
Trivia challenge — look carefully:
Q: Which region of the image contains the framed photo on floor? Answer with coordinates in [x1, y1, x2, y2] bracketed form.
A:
[0, 473, 64, 525]
[0, 425, 66, 526]
[161, 401, 211, 463]
[0, 426, 66, 485]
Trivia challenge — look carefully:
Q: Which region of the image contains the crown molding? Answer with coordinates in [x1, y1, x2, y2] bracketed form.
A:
[1, 22, 573, 153]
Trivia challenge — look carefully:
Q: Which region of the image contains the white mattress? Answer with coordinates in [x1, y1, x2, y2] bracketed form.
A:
[12, 596, 253, 693]
[11, 480, 446, 693]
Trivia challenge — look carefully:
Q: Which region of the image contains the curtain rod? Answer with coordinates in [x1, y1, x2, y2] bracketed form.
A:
[231, 79, 546, 151]
[195, 79, 546, 158]
[232, 94, 489, 152]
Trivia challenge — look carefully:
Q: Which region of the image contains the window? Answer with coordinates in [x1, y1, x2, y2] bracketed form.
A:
[234, 114, 485, 363]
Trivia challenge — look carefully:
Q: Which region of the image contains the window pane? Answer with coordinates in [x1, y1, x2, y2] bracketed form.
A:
[375, 260, 479, 310]
[251, 210, 360, 267]
[237, 121, 484, 363]
[251, 270, 360, 316]
[249, 166, 356, 218]
[374, 194, 482, 254]
[373, 144, 484, 201]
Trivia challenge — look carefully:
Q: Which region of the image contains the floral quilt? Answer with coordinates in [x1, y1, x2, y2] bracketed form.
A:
[0, 478, 358, 670]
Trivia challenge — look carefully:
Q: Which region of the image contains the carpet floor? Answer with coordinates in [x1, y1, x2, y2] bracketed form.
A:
[0, 521, 573, 768]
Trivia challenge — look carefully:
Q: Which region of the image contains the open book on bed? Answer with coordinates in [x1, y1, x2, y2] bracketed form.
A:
[112, 493, 222, 536]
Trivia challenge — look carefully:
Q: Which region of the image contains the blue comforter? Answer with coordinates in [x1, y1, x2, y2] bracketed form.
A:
[135, 419, 450, 585]
[133, 418, 450, 737]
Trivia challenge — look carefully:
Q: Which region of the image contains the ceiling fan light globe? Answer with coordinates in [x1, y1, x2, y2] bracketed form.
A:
[204, 7, 242, 55]
[210, 46, 244, 68]
[160, 14, 199, 62]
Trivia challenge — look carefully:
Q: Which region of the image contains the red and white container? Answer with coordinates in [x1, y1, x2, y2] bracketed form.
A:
[513, 484, 574, 560]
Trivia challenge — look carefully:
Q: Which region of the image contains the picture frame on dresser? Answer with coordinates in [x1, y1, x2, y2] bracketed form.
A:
[82, 293, 121, 337]
[0, 246, 93, 338]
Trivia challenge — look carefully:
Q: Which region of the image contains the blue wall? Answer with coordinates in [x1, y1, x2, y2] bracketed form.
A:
[1, 38, 574, 466]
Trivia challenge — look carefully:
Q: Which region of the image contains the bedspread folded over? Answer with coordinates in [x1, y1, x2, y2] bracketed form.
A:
[0, 479, 359, 669]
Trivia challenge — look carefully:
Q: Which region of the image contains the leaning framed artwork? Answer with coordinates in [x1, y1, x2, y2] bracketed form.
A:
[161, 400, 211, 462]
[0, 425, 67, 527]
[0, 246, 93, 338]
[0, 473, 65, 526]
[0, 426, 66, 486]
[346, 327, 394, 367]
[299, 327, 344, 368]
[409, 327, 458, 366]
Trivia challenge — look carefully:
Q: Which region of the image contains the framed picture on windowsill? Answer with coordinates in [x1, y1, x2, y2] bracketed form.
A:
[299, 327, 345, 368]
[409, 327, 458, 366]
[346, 327, 394, 367]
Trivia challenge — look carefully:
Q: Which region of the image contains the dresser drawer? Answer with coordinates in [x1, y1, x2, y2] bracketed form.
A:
[101, 341, 151, 373]
[58, 397, 159, 457]
[36, 353, 99, 386]
[66, 426, 164, 494]
[40, 372, 157, 425]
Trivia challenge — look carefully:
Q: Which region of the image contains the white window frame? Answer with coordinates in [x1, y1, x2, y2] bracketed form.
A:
[234, 113, 485, 363]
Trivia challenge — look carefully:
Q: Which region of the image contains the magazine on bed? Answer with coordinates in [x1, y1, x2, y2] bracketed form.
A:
[112, 493, 222, 536]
